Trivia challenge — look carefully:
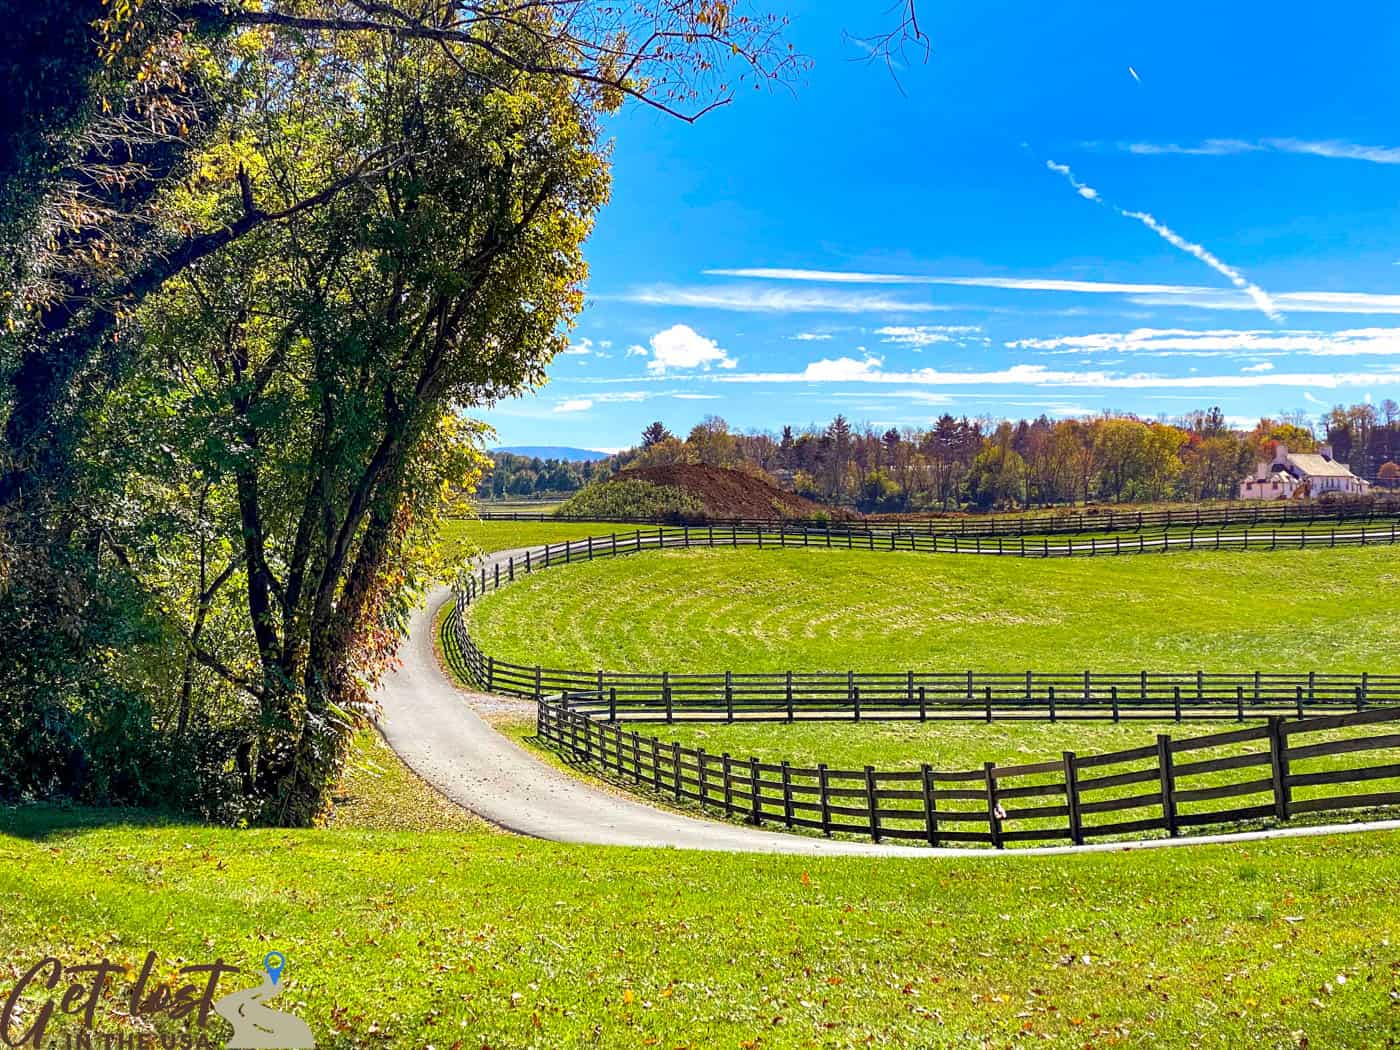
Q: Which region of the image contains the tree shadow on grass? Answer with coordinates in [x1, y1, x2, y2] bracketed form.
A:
[0, 803, 196, 841]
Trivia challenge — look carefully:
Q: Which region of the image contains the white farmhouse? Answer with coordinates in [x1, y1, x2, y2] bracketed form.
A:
[1238, 443, 1371, 500]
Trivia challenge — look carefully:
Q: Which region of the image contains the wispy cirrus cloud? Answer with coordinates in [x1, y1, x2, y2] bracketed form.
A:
[1118, 138, 1400, 165]
[876, 324, 983, 348]
[702, 354, 1400, 390]
[1129, 290, 1400, 316]
[1009, 326, 1400, 357]
[706, 267, 1211, 295]
[1044, 159, 1282, 322]
[684, 268, 1400, 318]
[554, 398, 594, 413]
[613, 284, 949, 314]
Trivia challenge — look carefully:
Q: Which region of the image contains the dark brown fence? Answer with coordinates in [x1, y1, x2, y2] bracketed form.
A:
[443, 523, 1400, 718]
[474, 496, 1400, 537]
[535, 698, 1400, 847]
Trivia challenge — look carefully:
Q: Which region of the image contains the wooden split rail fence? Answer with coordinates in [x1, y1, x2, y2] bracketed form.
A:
[475, 497, 1400, 537]
[535, 698, 1400, 847]
[444, 524, 1400, 718]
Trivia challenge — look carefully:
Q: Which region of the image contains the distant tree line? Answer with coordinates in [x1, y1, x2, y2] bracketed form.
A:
[483, 452, 611, 499]
[613, 401, 1400, 513]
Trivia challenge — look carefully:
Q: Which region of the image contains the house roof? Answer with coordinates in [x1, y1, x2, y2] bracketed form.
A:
[1287, 453, 1356, 478]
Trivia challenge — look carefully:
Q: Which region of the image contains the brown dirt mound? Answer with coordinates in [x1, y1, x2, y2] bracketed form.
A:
[619, 464, 853, 520]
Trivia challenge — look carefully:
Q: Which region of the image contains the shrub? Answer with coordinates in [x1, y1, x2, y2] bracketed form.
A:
[556, 478, 706, 521]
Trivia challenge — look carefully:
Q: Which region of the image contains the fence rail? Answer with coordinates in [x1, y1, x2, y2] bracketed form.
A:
[534, 698, 1400, 848]
[472, 497, 1400, 537]
[444, 522, 1400, 718]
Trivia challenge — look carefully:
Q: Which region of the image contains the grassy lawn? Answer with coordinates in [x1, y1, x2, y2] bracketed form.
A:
[627, 717, 1400, 843]
[4, 731, 1400, 1048]
[441, 517, 624, 554]
[465, 545, 1400, 674]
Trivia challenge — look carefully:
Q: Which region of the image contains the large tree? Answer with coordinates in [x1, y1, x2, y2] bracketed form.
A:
[84, 18, 608, 822]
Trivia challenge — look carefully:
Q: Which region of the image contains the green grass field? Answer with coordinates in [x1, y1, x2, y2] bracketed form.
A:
[441, 517, 624, 554]
[465, 545, 1400, 674]
[5, 731, 1400, 1049]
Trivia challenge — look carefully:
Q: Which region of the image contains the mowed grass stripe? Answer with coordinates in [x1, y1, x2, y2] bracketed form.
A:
[465, 545, 1400, 675]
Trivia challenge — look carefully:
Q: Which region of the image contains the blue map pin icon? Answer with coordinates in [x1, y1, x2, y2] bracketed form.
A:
[263, 951, 287, 985]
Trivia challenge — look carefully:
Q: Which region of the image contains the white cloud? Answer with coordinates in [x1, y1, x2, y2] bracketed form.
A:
[876, 324, 983, 347]
[797, 355, 886, 381]
[617, 284, 949, 314]
[705, 357, 1400, 391]
[791, 332, 834, 341]
[1241, 362, 1275, 373]
[625, 344, 648, 357]
[1046, 159, 1101, 201]
[697, 266, 1400, 319]
[707, 268, 1214, 295]
[1008, 327, 1400, 358]
[1119, 210, 1281, 322]
[645, 324, 737, 374]
[554, 399, 593, 413]
[672, 393, 723, 400]
[1304, 391, 1327, 406]
[1043, 158, 1281, 322]
[1128, 290, 1400, 315]
[1121, 138, 1400, 165]
[561, 337, 593, 356]
[592, 391, 650, 404]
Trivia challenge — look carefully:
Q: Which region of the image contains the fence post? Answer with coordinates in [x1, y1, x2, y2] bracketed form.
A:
[652, 737, 663, 791]
[525, 549, 531, 573]
[853, 684, 862, 723]
[672, 741, 683, 800]
[818, 764, 832, 837]
[1296, 685, 1304, 719]
[725, 670, 734, 723]
[907, 670, 915, 711]
[1156, 734, 1178, 837]
[1048, 685, 1056, 723]
[1111, 685, 1119, 722]
[696, 747, 708, 808]
[534, 666, 542, 701]
[1173, 685, 1182, 722]
[865, 766, 881, 843]
[918, 686, 927, 722]
[1268, 716, 1292, 821]
[1062, 751, 1084, 846]
[486, 655, 495, 693]
[984, 763, 1004, 849]
[786, 671, 794, 722]
[985, 686, 993, 724]
[921, 763, 939, 847]
[781, 761, 794, 828]
[749, 757, 763, 826]
[508, 556, 514, 581]
[722, 753, 733, 814]
[609, 687, 617, 724]
[1236, 685, 1245, 722]
[631, 730, 642, 782]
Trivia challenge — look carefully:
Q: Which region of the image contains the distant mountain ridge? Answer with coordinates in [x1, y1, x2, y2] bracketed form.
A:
[491, 445, 614, 462]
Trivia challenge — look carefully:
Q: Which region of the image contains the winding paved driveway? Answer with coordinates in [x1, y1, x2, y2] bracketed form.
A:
[374, 546, 1400, 856]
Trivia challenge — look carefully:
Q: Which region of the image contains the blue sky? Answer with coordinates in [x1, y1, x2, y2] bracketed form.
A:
[483, 0, 1400, 451]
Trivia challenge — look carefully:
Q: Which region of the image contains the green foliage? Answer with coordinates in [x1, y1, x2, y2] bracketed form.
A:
[2, 12, 609, 825]
[556, 478, 706, 520]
